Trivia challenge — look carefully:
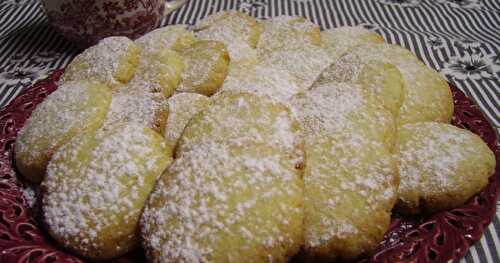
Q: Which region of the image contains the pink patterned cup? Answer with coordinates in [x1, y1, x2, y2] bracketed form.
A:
[41, 0, 187, 47]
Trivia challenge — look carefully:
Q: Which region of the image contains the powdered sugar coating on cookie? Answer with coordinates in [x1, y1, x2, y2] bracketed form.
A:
[321, 26, 385, 61]
[141, 141, 303, 262]
[43, 123, 172, 260]
[136, 25, 197, 53]
[220, 63, 304, 103]
[129, 48, 184, 98]
[260, 43, 332, 90]
[103, 87, 168, 134]
[304, 133, 397, 260]
[177, 40, 230, 96]
[316, 57, 404, 117]
[177, 92, 303, 162]
[62, 37, 140, 87]
[396, 122, 495, 214]
[195, 11, 262, 64]
[291, 82, 395, 148]
[164, 92, 210, 150]
[341, 43, 453, 125]
[15, 81, 111, 183]
[257, 16, 321, 52]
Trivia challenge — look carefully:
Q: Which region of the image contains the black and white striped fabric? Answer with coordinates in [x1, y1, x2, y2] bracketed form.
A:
[0, 0, 499, 262]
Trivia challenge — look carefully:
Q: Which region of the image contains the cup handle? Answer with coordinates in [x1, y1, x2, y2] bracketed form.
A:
[164, 0, 187, 16]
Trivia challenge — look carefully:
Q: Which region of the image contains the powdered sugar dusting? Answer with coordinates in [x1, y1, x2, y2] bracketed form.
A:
[220, 63, 304, 102]
[195, 11, 261, 62]
[260, 43, 332, 90]
[43, 123, 170, 255]
[258, 15, 320, 52]
[398, 122, 492, 196]
[321, 26, 384, 61]
[308, 218, 360, 248]
[315, 53, 366, 87]
[15, 81, 105, 170]
[62, 37, 137, 86]
[177, 92, 302, 162]
[103, 87, 167, 133]
[177, 41, 229, 95]
[141, 141, 302, 262]
[304, 133, 397, 250]
[335, 43, 453, 124]
[315, 53, 405, 117]
[21, 184, 37, 208]
[197, 35, 258, 63]
[164, 93, 210, 148]
[291, 83, 365, 136]
[136, 25, 195, 53]
[342, 44, 421, 86]
[128, 48, 184, 97]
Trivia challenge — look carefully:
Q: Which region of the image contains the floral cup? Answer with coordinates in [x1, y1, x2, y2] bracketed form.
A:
[41, 0, 187, 47]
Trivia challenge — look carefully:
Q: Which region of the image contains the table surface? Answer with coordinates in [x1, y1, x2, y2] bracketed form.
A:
[0, 0, 498, 262]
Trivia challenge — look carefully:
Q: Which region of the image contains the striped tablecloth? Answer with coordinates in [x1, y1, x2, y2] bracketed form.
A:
[0, 0, 498, 262]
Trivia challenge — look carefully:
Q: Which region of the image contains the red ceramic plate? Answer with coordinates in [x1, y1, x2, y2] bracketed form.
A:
[0, 70, 498, 263]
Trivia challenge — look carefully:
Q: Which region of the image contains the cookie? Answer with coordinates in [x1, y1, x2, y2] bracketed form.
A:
[62, 36, 140, 88]
[257, 16, 321, 53]
[316, 58, 404, 117]
[195, 11, 261, 64]
[129, 48, 184, 97]
[343, 44, 454, 125]
[321, 26, 385, 61]
[15, 80, 112, 183]
[396, 122, 496, 214]
[176, 91, 303, 162]
[303, 133, 398, 261]
[141, 141, 303, 263]
[136, 25, 197, 53]
[177, 40, 230, 96]
[42, 123, 172, 261]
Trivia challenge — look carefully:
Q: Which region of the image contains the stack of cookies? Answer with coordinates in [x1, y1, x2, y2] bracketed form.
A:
[15, 11, 496, 262]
